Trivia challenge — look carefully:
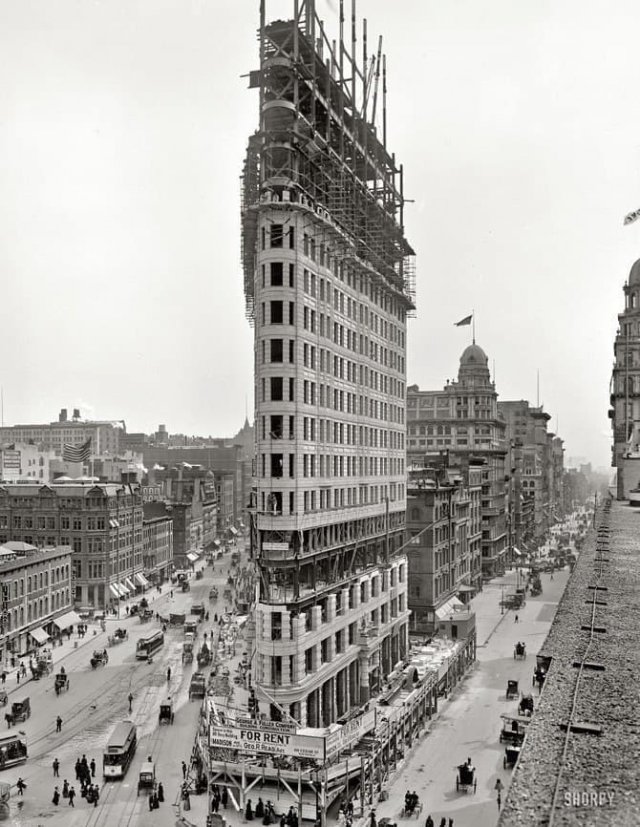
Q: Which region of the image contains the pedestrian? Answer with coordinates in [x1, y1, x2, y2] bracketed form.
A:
[93, 785, 100, 807]
[16, 777, 26, 795]
[495, 778, 503, 811]
[448, 819, 454, 827]
[56, 715, 63, 732]
[128, 692, 134, 712]
[1, 671, 5, 685]
[149, 792, 154, 811]
[53, 757, 60, 777]
[16, 671, 20, 685]
[62, 780, 69, 798]
[425, 816, 434, 827]
[514, 614, 519, 623]
[20, 662, 26, 677]
[75, 759, 81, 780]
[370, 810, 377, 827]
[182, 760, 187, 778]
[158, 782, 164, 803]
[68, 786, 76, 807]
[52, 786, 60, 806]
[221, 785, 228, 808]
[90, 758, 96, 777]
[167, 666, 172, 682]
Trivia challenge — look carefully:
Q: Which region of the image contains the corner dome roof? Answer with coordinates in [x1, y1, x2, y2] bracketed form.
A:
[460, 343, 488, 366]
[629, 258, 640, 287]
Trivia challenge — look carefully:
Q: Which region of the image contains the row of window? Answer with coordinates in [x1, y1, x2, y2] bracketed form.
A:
[1, 564, 70, 600]
[2, 514, 142, 531]
[259, 300, 406, 376]
[261, 452, 405, 479]
[260, 483, 405, 515]
[260, 223, 407, 324]
[260, 376, 405, 424]
[260, 415, 405, 451]
[2, 589, 70, 632]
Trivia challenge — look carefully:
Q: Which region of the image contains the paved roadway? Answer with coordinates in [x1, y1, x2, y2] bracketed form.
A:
[3, 543, 247, 827]
[372, 564, 572, 827]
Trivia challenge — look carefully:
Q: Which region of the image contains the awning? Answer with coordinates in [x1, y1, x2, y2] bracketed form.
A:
[109, 584, 121, 598]
[513, 547, 522, 557]
[213, 540, 221, 547]
[125, 578, 136, 591]
[457, 585, 475, 593]
[30, 627, 49, 645]
[118, 582, 130, 596]
[228, 526, 238, 535]
[435, 596, 464, 621]
[186, 552, 198, 563]
[109, 518, 120, 528]
[52, 610, 82, 630]
[135, 573, 150, 587]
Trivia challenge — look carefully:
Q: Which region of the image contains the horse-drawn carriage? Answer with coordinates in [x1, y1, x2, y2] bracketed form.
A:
[137, 761, 156, 796]
[159, 699, 174, 725]
[139, 608, 154, 623]
[90, 650, 109, 669]
[533, 666, 547, 693]
[54, 672, 70, 695]
[223, 587, 233, 601]
[181, 580, 190, 592]
[503, 743, 521, 770]
[30, 660, 51, 681]
[197, 644, 212, 668]
[5, 698, 30, 727]
[401, 792, 422, 817]
[506, 679, 519, 700]
[514, 641, 526, 660]
[195, 570, 203, 580]
[455, 762, 477, 793]
[189, 672, 207, 701]
[108, 628, 128, 646]
[499, 714, 528, 745]
[209, 587, 218, 601]
[182, 641, 194, 664]
[518, 693, 534, 717]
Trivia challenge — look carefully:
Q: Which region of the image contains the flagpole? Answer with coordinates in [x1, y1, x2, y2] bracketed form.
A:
[472, 309, 475, 345]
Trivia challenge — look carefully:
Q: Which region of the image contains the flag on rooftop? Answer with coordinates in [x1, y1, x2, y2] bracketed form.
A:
[62, 438, 92, 463]
[624, 208, 640, 226]
[454, 314, 473, 327]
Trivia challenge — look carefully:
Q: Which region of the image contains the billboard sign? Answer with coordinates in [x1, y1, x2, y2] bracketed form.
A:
[209, 724, 324, 760]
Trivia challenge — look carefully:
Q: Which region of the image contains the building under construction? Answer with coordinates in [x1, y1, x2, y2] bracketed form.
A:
[242, 0, 415, 729]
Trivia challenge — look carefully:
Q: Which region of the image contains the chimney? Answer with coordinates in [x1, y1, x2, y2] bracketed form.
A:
[73, 408, 80, 421]
[59, 409, 68, 423]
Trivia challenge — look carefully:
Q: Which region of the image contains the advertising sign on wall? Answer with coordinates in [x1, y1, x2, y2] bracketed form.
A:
[209, 723, 324, 760]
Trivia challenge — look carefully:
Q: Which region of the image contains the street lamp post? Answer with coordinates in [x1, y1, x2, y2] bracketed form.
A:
[500, 584, 506, 615]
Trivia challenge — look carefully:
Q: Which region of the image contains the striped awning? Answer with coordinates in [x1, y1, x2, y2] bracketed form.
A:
[135, 573, 149, 587]
[30, 627, 50, 645]
[53, 610, 82, 630]
[186, 552, 198, 563]
[109, 584, 121, 598]
[125, 578, 136, 591]
[118, 582, 130, 596]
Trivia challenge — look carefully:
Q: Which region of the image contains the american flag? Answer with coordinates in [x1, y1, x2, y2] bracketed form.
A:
[62, 437, 92, 463]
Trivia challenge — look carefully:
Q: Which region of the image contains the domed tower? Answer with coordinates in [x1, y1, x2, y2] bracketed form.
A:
[458, 343, 492, 390]
[610, 258, 640, 498]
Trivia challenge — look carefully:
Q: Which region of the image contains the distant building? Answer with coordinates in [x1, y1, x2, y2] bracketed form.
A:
[0, 481, 146, 611]
[0, 408, 125, 456]
[0, 545, 74, 660]
[0, 443, 56, 483]
[142, 509, 173, 584]
[610, 259, 640, 498]
[407, 344, 508, 579]
[406, 459, 480, 636]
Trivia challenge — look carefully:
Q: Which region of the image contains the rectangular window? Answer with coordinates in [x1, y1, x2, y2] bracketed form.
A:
[270, 377, 284, 401]
[270, 301, 283, 324]
[270, 339, 284, 362]
[270, 262, 283, 286]
[270, 224, 284, 248]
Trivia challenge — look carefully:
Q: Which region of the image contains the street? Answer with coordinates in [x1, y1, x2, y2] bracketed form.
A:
[371, 564, 571, 827]
[3, 543, 246, 827]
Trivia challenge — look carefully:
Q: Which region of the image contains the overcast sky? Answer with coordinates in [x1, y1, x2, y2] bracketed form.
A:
[2, 0, 639, 468]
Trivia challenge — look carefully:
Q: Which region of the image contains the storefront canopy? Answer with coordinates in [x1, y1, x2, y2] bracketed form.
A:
[186, 552, 198, 563]
[52, 610, 82, 630]
[212, 539, 221, 547]
[124, 578, 136, 591]
[109, 583, 121, 598]
[134, 573, 149, 587]
[435, 596, 465, 621]
[30, 627, 49, 645]
[513, 547, 523, 557]
[457, 585, 475, 593]
[228, 526, 238, 535]
[118, 583, 129, 596]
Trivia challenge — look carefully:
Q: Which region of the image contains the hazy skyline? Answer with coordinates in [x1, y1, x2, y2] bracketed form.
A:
[2, 0, 640, 467]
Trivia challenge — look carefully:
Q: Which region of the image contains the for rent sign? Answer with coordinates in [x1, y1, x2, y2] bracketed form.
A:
[209, 724, 324, 760]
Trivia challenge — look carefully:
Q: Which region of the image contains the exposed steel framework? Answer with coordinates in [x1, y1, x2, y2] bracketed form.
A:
[241, 0, 416, 325]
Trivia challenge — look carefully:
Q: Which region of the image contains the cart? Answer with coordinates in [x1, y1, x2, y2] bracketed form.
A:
[191, 603, 206, 618]
[182, 641, 194, 664]
[499, 714, 528, 745]
[159, 700, 175, 725]
[518, 693, 534, 717]
[506, 679, 519, 700]
[513, 642, 526, 660]
[189, 672, 207, 701]
[181, 581, 190, 592]
[503, 743, 521, 769]
[197, 644, 212, 668]
[209, 587, 218, 601]
[140, 608, 154, 623]
[108, 628, 128, 646]
[455, 763, 477, 793]
[90, 650, 109, 669]
[5, 698, 30, 727]
[137, 761, 156, 796]
[54, 673, 70, 695]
